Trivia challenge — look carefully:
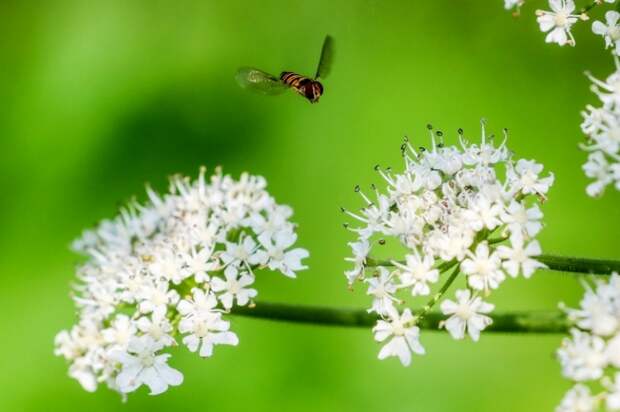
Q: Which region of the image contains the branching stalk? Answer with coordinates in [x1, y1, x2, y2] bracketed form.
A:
[368, 254, 620, 275]
[537, 254, 620, 275]
[580, 0, 602, 14]
[414, 266, 460, 322]
[230, 301, 570, 333]
[228, 253, 617, 333]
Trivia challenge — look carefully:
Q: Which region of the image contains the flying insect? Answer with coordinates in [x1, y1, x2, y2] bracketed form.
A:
[236, 35, 334, 104]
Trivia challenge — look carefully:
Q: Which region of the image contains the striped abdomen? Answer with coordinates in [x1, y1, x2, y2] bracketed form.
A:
[280, 72, 310, 88]
[280, 71, 324, 103]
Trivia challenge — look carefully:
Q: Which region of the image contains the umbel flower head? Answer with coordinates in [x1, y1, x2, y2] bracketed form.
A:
[581, 58, 620, 197]
[556, 273, 620, 412]
[343, 122, 553, 366]
[54, 168, 309, 397]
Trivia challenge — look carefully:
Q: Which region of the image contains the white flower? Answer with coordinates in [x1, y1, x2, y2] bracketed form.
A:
[556, 384, 598, 412]
[497, 231, 546, 278]
[54, 321, 104, 392]
[255, 231, 309, 278]
[586, 65, 620, 107]
[68, 359, 98, 393]
[462, 195, 504, 232]
[606, 333, 620, 367]
[581, 65, 620, 196]
[556, 273, 620, 411]
[583, 148, 616, 197]
[348, 193, 391, 239]
[180, 245, 219, 283]
[564, 274, 620, 337]
[373, 307, 425, 366]
[177, 290, 239, 357]
[345, 124, 551, 365]
[392, 252, 439, 296]
[137, 280, 179, 316]
[557, 328, 607, 381]
[345, 239, 370, 284]
[211, 265, 257, 309]
[461, 242, 506, 291]
[114, 336, 183, 395]
[428, 225, 475, 262]
[242, 205, 293, 237]
[440, 289, 494, 341]
[56, 168, 307, 395]
[536, 0, 579, 46]
[149, 249, 186, 284]
[365, 267, 398, 315]
[136, 312, 175, 346]
[54, 330, 81, 362]
[593, 11, 620, 55]
[220, 236, 263, 269]
[606, 373, 620, 410]
[179, 313, 238, 357]
[179, 300, 239, 357]
[583, 105, 620, 156]
[500, 200, 543, 237]
[504, 0, 524, 11]
[102, 314, 136, 348]
[582, 105, 611, 135]
[177, 288, 218, 318]
[509, 159, 554, 196]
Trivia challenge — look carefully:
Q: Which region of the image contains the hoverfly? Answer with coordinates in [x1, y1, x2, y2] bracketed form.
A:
[236, 35, 334, 104]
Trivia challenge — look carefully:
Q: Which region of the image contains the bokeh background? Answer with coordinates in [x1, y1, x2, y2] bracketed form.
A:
[1, 1, 619, 411]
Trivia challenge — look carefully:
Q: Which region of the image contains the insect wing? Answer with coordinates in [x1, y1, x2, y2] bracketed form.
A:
[314, 35, 334, 80]
[235, 67, 288, 95]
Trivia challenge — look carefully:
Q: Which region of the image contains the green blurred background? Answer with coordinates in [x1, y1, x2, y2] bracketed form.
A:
[1, 1, 619, 411]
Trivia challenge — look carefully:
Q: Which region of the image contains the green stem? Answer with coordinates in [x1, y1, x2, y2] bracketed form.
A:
[230, 301, 570, 333]
[436, 259, 458, 273]
[368, 254, 620, 275]
[488, 236, 508, 245]
[537, 254, 620, 275]
[366, 257, 457, 272]
[580, 0, 601, 14]
[415, 266, 460, 322]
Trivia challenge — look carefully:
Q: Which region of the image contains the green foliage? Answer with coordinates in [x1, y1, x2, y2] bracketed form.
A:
[0, 0, 618, 411]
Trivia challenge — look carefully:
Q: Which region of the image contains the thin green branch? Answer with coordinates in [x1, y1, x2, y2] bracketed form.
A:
[415, 266, 460, 322]
[579, 0, 602, 14]
[231, 302, 570, 334]
[537, 254, 620, 275]
[368, 254, 620, 276]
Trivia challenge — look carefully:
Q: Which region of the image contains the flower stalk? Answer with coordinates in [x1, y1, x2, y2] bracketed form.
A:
[367, 254, 620, 276]
[231, 301, 570, 333]
[414, 266, 460, 323]
[537, 254, 620, 275]
[579, 0, 602, 15]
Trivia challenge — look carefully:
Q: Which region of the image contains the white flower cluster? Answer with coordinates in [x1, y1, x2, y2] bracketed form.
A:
[343, 123, 553, 366]
[503, 1, 620, 47]
[504, 1, 620, 195]
[54, 168, 308, 397]
[556, 273, 620, 412]
[580, 60, 620, 196]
